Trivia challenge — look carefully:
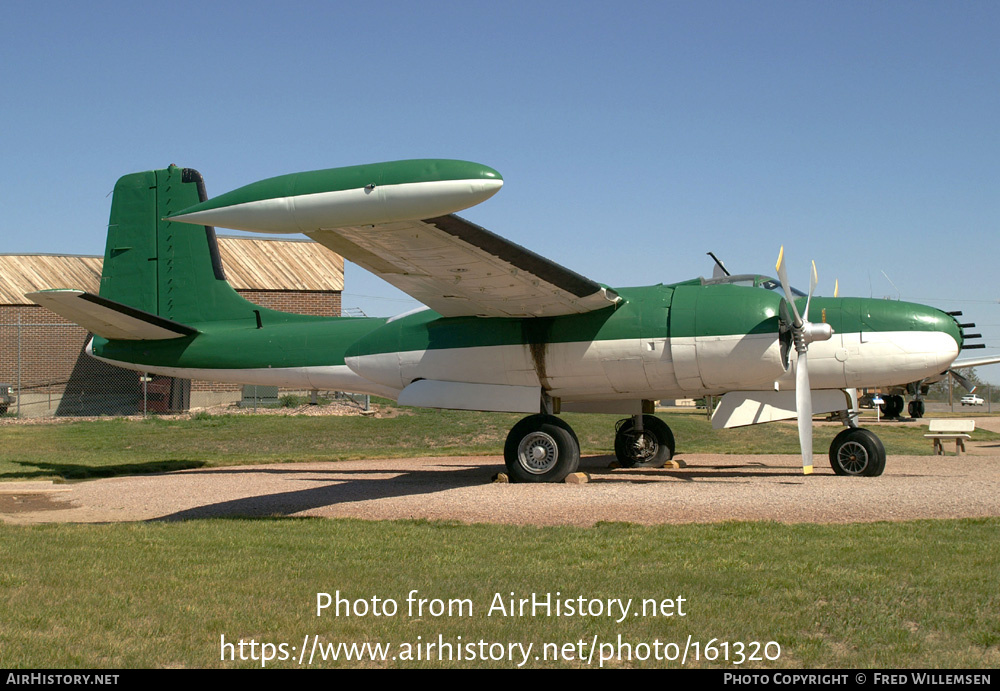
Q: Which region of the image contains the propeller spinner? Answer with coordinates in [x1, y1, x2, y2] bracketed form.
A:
[775, 247, 834, 474]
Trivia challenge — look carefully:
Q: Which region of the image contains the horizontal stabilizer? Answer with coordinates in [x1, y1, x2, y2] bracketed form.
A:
[26, 290, 198, 341]
[712, 390, 853, 429]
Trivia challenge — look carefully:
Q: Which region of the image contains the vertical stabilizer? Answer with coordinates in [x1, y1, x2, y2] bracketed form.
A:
[99, 166, 260, 325]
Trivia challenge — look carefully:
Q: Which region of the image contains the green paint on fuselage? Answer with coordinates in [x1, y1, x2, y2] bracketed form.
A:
[92, 280, 963, 372]
[346, 283, 784, 358]
[809, 296, 963, 345]
[92, 316, 387, 370]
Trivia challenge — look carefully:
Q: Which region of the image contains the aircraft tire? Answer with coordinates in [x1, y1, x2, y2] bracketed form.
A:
[504, 414, 580, 483]
[888, 395, 905, 418]
[614, 415, 675, 468]
[829, 428, 886, 477]
[908, 400, 925, 418]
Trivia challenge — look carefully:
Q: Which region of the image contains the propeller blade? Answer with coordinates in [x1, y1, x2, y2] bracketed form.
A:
[775, 246, 802, 326]
[778, 298, 793, 327]
[950, 369, 977, 393]
[776, 246, 827, 475]
[803, 260, 818, 322]
[833, 279, 839, 299]
[796, 349, 814, 474]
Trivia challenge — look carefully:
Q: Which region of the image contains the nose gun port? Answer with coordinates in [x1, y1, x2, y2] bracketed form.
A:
[948, 312, 985, 351]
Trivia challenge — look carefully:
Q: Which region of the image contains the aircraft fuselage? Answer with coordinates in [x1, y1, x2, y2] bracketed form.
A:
[90, 279, 963, 410]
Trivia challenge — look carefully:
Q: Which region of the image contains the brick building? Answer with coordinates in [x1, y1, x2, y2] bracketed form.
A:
[0, 237, 344, 416]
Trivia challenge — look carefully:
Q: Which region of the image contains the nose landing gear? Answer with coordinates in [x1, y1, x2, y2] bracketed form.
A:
[829, 427, 886, 476]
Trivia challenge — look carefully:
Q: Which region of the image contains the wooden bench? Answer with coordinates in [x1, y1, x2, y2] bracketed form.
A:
[924, 419, 975, 455]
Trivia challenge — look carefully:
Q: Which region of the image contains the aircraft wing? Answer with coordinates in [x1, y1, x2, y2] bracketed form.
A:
[166, 160, 618, 318]
[305, 214, 620, 318]
[948, 355, 1000, 370]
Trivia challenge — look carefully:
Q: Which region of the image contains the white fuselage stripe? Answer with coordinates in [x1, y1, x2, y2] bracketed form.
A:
[88, 329, 959, 407]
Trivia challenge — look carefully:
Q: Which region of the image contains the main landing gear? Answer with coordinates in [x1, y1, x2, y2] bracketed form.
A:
[877, 393, 925, 420]
[503, 413, 676, 483]
[503, 414, 581, 483]
[613, 414, 675, 468]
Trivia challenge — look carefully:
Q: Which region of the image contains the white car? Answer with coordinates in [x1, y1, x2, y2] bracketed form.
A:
[961, 394, 985, 406]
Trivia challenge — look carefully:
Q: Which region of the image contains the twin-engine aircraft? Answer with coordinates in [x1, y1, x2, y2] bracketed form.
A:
[29, 161, 983, 482]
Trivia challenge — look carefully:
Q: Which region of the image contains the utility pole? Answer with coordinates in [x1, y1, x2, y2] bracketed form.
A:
[17, 314, 21, 417]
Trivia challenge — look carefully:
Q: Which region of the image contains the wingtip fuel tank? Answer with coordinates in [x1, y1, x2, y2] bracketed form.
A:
[167, 159, 503, 234]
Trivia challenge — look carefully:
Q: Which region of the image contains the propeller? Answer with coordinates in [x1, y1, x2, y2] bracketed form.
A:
[949, 369, 977, 393]
[775, 247, 834, 474]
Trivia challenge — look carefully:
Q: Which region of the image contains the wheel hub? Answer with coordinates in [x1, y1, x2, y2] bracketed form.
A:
[518, 432, 558, 474]
[628, 432, 656, 461]
[837, 440, 869, 474]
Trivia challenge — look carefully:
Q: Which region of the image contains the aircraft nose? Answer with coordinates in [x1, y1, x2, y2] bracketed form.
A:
[860, 300, 962, 349]
[856, 299, 962, 375]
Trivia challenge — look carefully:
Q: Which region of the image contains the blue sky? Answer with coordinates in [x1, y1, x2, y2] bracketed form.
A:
[3, 2, 998, 377]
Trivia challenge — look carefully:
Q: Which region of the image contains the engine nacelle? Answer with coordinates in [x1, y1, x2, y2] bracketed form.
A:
[668, 283, 787, 392]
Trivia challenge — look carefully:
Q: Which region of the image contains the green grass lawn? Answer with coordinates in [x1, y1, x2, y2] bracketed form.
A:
[3, 406, 997, 481]
[1, 518, 998, 668]
[2, 408, 998, 668]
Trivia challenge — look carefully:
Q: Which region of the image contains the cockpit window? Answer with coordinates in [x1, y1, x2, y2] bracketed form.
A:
[701, 274, 807, 297]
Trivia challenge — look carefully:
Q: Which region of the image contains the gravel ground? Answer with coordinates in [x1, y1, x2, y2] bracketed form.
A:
[3, 439, 999, 526]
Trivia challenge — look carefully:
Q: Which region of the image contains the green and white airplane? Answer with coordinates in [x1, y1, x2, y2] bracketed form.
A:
[27, 160, 986, 482]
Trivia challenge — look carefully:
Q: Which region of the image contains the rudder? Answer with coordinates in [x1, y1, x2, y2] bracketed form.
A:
[99, 165, 260, 326]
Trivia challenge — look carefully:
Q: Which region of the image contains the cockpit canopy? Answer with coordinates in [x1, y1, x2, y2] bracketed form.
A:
[701, 273, 807, 298]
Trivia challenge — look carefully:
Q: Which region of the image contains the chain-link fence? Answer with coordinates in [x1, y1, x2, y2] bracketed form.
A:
[0, 321, 189, 418]
[0, 320, 370, 418]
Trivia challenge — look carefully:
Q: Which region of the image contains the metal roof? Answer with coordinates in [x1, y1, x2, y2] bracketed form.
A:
[0, 237, 344, 305]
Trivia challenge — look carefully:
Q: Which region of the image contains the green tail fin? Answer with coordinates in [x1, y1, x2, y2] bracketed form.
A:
[99, 165, 261, 325]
